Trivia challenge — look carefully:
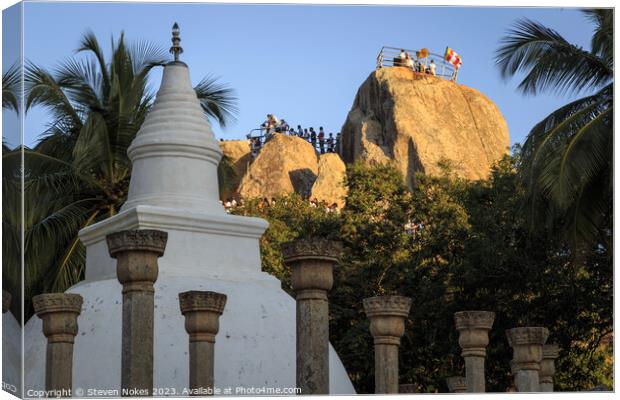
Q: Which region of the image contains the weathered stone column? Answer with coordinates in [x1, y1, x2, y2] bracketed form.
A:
[506, 327, 549, 392]
[539, 344, 560, 392]
[281, 238, 341, 395]
[3, 290, 11, 314]
[446, 376, 467, 393]
[107, 229, 168, 396]
[179, 291, 227, 395]
[454, 310, 495, 392]
[33, 293, 83, 393]
[363, 295, 412, 394]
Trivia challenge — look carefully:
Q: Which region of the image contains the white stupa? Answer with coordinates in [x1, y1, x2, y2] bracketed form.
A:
[24, 25, 355, 395]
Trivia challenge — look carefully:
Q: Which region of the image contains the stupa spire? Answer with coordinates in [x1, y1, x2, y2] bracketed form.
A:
[120, 27, 223, 214]
[169, 22, 183, 62]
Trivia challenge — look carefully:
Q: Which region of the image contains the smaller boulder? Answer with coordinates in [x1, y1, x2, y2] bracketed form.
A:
[238, 134, 319, 200]
[311, 153, 347, 208]
[219, 139, 252, 200]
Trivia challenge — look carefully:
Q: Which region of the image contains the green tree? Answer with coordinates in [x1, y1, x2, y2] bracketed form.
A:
[10, 31, 237, 318]
[495, 9, 613, 250]
[456, 153, 612, 391]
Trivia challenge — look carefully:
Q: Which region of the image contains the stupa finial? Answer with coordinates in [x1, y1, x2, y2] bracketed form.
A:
[169, 22, 183, 62]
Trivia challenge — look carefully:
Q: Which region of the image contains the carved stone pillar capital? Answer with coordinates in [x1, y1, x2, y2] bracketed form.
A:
[454, 311, 495, 357]
[446, 376, 467, 393]
[3, 290, 11, 314]
[506, 327, 549, 371]
[454, 310, 494, 392]
[363, 295, 411, 394]
[282, 238, 341, 301]
[539, 344, 560, 391]
[179, 290, 227, 394]
[179, 291, 227, 343]
[107, 229, 168, 293]
[363, 296, 412, 346]
[33, 293, 83, 392]
[33, 293, 83, 344]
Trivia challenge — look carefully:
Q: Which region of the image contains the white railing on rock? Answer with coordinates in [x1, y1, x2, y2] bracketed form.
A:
[376, 46, 458, 81]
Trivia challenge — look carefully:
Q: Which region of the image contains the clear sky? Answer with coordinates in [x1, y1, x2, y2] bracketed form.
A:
[3, 2, 597, 149]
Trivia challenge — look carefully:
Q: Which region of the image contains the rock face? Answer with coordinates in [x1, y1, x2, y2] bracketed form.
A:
[340, 67, 510, 187]
[238, 134, 319, 200]
[220, 140, 251, 179]
[311, 153, 347, 208]
[219, 140, 251, 200]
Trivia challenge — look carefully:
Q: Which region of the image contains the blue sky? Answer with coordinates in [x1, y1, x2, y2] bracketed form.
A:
[3, 2, 597, 149]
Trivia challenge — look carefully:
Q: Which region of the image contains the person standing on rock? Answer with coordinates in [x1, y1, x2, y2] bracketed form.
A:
[297, 125, 303, 137]
[310, 128, 317, 149]
[318, 127, 326, 154]
[327, 133, 334, 153]
[429, 59, 437, 76]
[304, 128, 309, 141]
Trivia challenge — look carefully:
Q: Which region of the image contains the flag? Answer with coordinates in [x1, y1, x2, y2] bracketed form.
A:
[444, 47, 463, 69]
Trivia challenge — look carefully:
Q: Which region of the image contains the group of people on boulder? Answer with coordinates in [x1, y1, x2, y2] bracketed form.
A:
[250, 114, 341, 157]
[395, 49, 437, 76]
[221, 196, 339, 214]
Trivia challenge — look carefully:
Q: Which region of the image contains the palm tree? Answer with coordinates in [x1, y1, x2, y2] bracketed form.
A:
[2, 63, 20, 112]
[16, 31, 238, 316]
[495, 9, 613, 250]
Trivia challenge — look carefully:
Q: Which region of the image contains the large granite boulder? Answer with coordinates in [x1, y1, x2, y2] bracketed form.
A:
[238, 134, 319, 199]
[340, 67, 510, 187]
[219, 139, 252, 200]
[311, 153, 347, 208]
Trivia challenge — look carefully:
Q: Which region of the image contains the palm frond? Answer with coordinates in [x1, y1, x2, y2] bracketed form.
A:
[194, 75, 239, 128]
[77, 30, 111, 96]
[582, 9, 613, 67]
[495, 18, 613, 96]
[2, 63, 21, 112]
[25, 61, 84, 126]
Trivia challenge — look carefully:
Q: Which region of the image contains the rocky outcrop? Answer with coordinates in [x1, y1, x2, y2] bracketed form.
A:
[238, 134, 319, 200]
[219, 140, 252, 200]
[220, 140, 252, 179]
[310, 153, 347, 208]
[340, 67, 510, 187]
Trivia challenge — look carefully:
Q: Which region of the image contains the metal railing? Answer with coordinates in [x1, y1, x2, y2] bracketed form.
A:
[246, 128, 341, 156]
[376, 46, 459, 81]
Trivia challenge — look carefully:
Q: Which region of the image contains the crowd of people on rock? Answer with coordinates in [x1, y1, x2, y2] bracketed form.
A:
[247, 114, 342, 158]
[220, 196, 340, 214]
[394, 49, 437, 76]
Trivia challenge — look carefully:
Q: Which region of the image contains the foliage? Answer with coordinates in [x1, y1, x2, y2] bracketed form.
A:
[495, 9, 613, 251]
[237, 159, 612, 393]
[3, 31, 238, 319]
[230, 194, 340, 292]
[2, 63, 20, 112]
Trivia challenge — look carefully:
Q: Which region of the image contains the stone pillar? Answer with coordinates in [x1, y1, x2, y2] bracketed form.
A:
[454, 311, 495, 392]
[506, 327, 549, 392]
[363, 295, 412, 394]
[3, 290, 11, 314]
[107, 229, 168, 396]
[281, 238, 341, 395]
[446, 376, 467, 393]
[179, 291, 227, 395]
[539, 344, 560, 392]
[32, 293, 83, 393]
